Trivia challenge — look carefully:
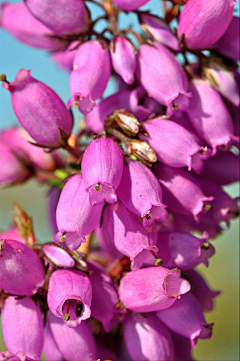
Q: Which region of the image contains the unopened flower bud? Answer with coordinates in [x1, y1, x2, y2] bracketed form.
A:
[126, 139, 157, 163]
[112, 109, 140, 136]
[0, 239, 45, 296]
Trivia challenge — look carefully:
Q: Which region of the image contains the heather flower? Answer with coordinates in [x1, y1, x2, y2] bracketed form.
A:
[140, 117, 211, 174]
[117, 159, 168, 228]
[119, 267, 191, 312]
[112, 0, 150, 11]
[177, 0, 235, 49]
[43, 324, 63, 361]
[47, 269, 92, 327]
[48, 313, 96, 361]
[53, 174, 103, 250]
[1, 296, 44, 360]
[155, 164, 214, 220]
[136, 42, 191, 115]
[0, 351, 34, 360]
[51, 42, 80, 72]
[68, 40, 111, 114]
[157, 292, 214, 347]
[81, 137, 123, 206]
[100, 202, 158, 267]
[215, 17, 240, 61]
[24, 0, 90, 37]
[199, 151, 240, 185]
[171, 332, 194, 361]
[42, 243, 75, 268]
[87, 261, 119, 332]
[0, 239, 45, 296]
[187, 78, 239, 154]
[110, 36, 136, 85]
[140, 13, 180, 51]
[184, 270, 220, 311]
[157, 232, 215, 270]
[0, 142, 31, 187]
[2, 69, 73, 147]
[0, 225, 26, 245]
[0, 2, 61, 50]
[124, 313, 174, 361]
[203, 59, 240, 107]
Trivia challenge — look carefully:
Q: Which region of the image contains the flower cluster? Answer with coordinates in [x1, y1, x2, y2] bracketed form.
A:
[0, 0, 239, 360]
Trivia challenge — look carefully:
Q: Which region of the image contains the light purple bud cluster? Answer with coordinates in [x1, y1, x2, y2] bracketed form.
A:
[0, 0, 239, 359]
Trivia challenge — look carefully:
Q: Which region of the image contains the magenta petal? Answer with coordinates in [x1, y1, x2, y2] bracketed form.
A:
[24, 0, 89, 36]
[124, 313, 174, 361]
[82, 137, 123, 206]
[187, 78, 238, 154]
[119, 266, 190, 312]
[48, 313, 96, 361]
[53, 174, 103, 250]
[87, 261, 119, 332]
[2, 69, 73, 147]
[42, 244, 75, 268]
[177, 0, 235, 49]
[110, 36, 136, 85]
[43, 324, 63, 361]
[112, 0, 150, 11]
[216, 17, 240, 61]
[0, 2, 61, 50]
[157, 293, 214, 348]
[136, 43, 190, 111]
[0, 239, 45, 296]
[47, 269, 92, 328]
[117, 160, 168, 228]
[1, 296, 44, 360]
[140, 118, 209, 173]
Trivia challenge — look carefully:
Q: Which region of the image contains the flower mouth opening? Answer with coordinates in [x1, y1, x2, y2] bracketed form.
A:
[62, 298, 84, 321]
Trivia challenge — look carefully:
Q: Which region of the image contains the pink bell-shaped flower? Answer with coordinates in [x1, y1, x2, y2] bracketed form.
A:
[2, 69, 73, 147]
[215, 17, 240, 61]
[53, 174, 103, 250]
[42, 243, 75, 268]
[140, 117, 211, 174]
[177, 0, 235, 49]
[117, 159, 168, 228]
[119, 266, 191, 312]
[48, 313, 96, 361]
[87, 261, 119, 332]
[1, 296, 44, 360]
[157, 232, 215, 270]
[47, 269, 92, 328]
[140, 13, 180, 51]
[81, 137, 123, 206]
[43, 324, 63, 361]
[24, 0, 89, 37]
[110, 36, 136, 85]
[155, 164, 214, 220]
[68, 40, 111, 114]
[124, 313, 174, 361]
[0, 239, 45, 296]
[187, 78, 238, 154]
[157, 293, 214, 347]
[112, 0, 150, 11]
[0, 2, 62, 50]
[136, 42, 191, 115]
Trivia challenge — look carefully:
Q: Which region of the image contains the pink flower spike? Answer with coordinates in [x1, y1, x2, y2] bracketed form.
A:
[81, 137, 123, 206]
[157, 293, 214, 348]
[47, 269, 92, 328]
[119, 266, 191, 313]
